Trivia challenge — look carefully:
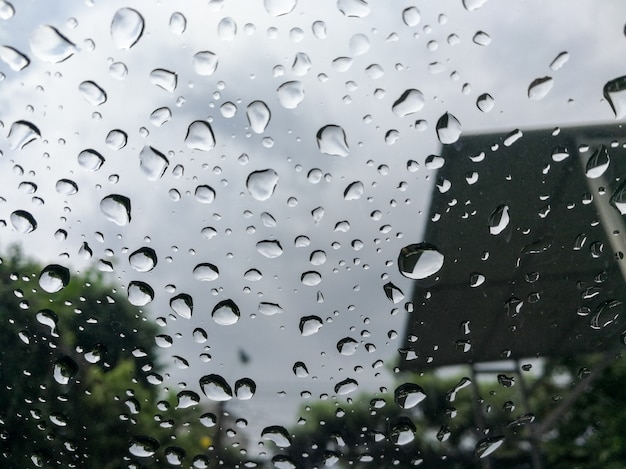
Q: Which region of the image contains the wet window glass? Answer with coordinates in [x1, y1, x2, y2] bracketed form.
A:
[1, 1, 626, 467]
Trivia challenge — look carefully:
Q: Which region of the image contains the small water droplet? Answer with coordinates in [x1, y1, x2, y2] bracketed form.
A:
[272, 455, 297, 469]
[193, 263, 219, 281]
[398, 243, 444, 279]
[0, 46, 29, 71]
[36, 309, 59, 337]
[139, 145, 169, 180]
[111, 8, 144, 49]
[128, 436, 159, 457]
[185, 120, 215, 151]
[78, 149, 104, 171]
[528, 76, 553, 100]
[55, 179, 78, 195]
[262, 426, 292, 447]
[256, 240, 283, 258]
[610, 180, 626, 214]
[550, 51, 569, 71]
[176, 390, 200, 409]
[8, 120, 40, 150]
[435, 112, 462, 144]
[127, 281, 154, 306]
[383, 282, 404, 304]
[349, 33, 370, 56]
[155, 334, 173, 348]
[53, 356, 78, 385]
[476, 93, 494, 112]
[462, 0, 488, 11]
[337, 0, 369, 18]
[193, 51, 219, 76]
[164, 447, 185, 466]
[245, 268, 263, 281]
[78, 81, 107, 106]
[170, 294, 193, 319]
[169, 12, 187, 35]
[334, 378, 358, 395]
[199, 412, 217, 427]
[317, 125, 349, 156]
[109, 61, 128, 79]
[105, 129, 127, 150]
[394, 383, 426, 409]
[301, 271, 321, 286]
[488, 205, 510, 235]
[247, 100, 271, 133]
[585, 145, 610, 179]
[258, 302, 283, 315]
[475, 436, 505, 459]
[392, 89, 425, 117]
[30, 25, 75, 63]
[10, 210, 37, 233]
[343, 181, 364, 200]
[299, 315, 323, 336]
[293, 361, 308, 377]
[150, 68, 177, 92]
[195, 185, 216, 203]
[247, 169, 279, 201]
[264, 0, 297, 16]
[604, 77, 626, 119]
[402, 6, 421, 26]
[217, 16, 237, 41]
[200, 374, 233, 401]
[337, 337, 358, 355]
[212, 299, 240, 325]
[129, 247, 157, 272]
[235, 378, 256, 400]
[277, 81, 304, 109]
[39, 264, 70, 293]
[472, 31, 491, 46]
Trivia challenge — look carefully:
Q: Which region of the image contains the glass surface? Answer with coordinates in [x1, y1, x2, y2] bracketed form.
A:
[1, 1, 626, 467]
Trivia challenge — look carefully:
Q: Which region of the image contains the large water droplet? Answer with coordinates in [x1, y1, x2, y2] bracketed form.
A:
[218, 16, 237, 40]
[8, 120, 40, 150]
[528, 76, 553, 100]
[392, 89, 425, 117]
[398, 243, 444, 280]
[164, 447, 185, 466]
[79, 81, 107, 106]
[337, 337, 358, 355]
[475, 436, 505, 459]
[337, 0, 369, 18]
[55, 179, 78, 195]
[30, 25, 75, 63]
[176, 390, 200, 409]
[334, 378, 358, 395]
[390, 417, 416, 446]
[185, 120, 215, 151]
[105, 129, 127, 150]
[604, 76, 626, 118]
[402, 6, 420, 26]
[109, 61, 128, 79]
[488, 205, 510, 235]
[128, 436, 159, 457]
[349, 33, 370, 56]
[277, 81, 304, 109]
[200, 374, 233, 401]
[235, 378, 256, 400]
[301, 271, 322, 286]
[139, 145, 169, 180]
[317, 125, 349, 156]
[247, 100, 271, 133]
[590, 299, 622, 330]
[150, 68, 177, 92]
[195, 185, 216, 203]
[193, 51, 219, 76]
[78, 149, 104, 171]
[0, 0, 14, 20]
[292, 52, 311, 75]
[256, 240, 283, 258]
[0, 46, 29, 71]
[476, 93, 494, 112]
[262, 426, 292, 447]
[264, 0, 297, 16]
[53, 356, 78, 385]
[293, 362, 308, 377]
[383, 282, 404, 304]
[394, 383, 426, 409]
[170, 293, 193, 319]
[343, 181, 364, 200]
[473, 31, 491, 46]
[435, 112, 462, 144]
[129, 247, 157, 272]
[111, 8, 144, 49]
[150, 107, 172, 127]
[193, 263, 219, 281]
[169, 12, 187, 35]
[247, 169, 279, 201]
[272, 455, 297, 469]
[299, 315, 323, 336]
[550, 51, 569, 71]
[212, 299, 240, 325]
[10, 210, 37, 233]
[39, 264, 70, 293]
[127, 281, 154, 306]
[585, 145, 610, 179]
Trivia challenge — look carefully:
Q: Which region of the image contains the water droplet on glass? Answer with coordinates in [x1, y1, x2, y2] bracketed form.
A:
[52, 356, 78, 385]
[127, 281, 154, 306]
[139, 145, 169, 180]
[435, 112, 462, 144]
[293, 361, 308, 377]
[78, 80, 107, 106]
[383, 282, 404, 304]
[394, 383, 426, 409]
[337, 0, 369, 18]
[155, 334, 173, 348]
[585, 145, 610, 179]
[343, 181, 364, 200]
[337, 337, 358, 355]
[292, 51, 311, 75]
[30, 25, 75, 63]
[10, 210, 37, 233]
[39, 264, 69, 293]
[55, 178, 78, 196]
[610, 180, 626, 214]
[472, 31, 491, 46]
[277, 81, 304, 109]
[235, 378, 256, 400]
[462, 0, 488, 11]
[349, 33, 370, 56]
[256, 240, 283, 258]
[264, 0, 297, 16]
[446, 377, 472, 402]
[195, 185, 216, 203]
[78, 149, 104, 171]
[488, 205, 510, 235]
[475, 436, 505, 459]
[245, 269, 263, 281]
[111, 8, 144, 49]
[0, 0, 14, 19]
[217, 16, 237, 41]
[105, 129, 127, 150]
[170, 293, 193, 319]
[246, 100, 271, 133]
[272, 455, 297, 469]
[590, 299, 622, 330]
[262, 426, 292, 447]
[334, 378, 358, 395]
[128, 436, 159, 457]
[193, 51, 219, 76]
[392, 89, 425, 117]
[164, 447, 185, 466]
[247, 169, 279, 201]
[193, 263, 219, 281]
[604, 76, 626, 119]
[317, 125, 349, 156]
[398, 243, 444, 279]
[0, 46, 29, 71]
[200, 374, 233, 401]
[8, 120, 40, 150]
[402, 6, 421, 26]
[185, 120, 215, 151]
[476, 93, 494, 112]
[212, 299, 240, 325]
[528, 76, 553, 100]
[299, 315, 323, 336]
[301, 271, 321, 286]
[129, 247, 157, 272]
[258, 302, 283, 315]
[550, 51, 569, 71]
[109, 61, 128, 80]
[176, 390, 200, 409]
[150, 68, 177, 92]
[169, 12, 187, 35]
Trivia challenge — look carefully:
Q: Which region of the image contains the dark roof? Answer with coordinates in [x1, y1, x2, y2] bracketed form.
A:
[400, 123, 626, 370]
